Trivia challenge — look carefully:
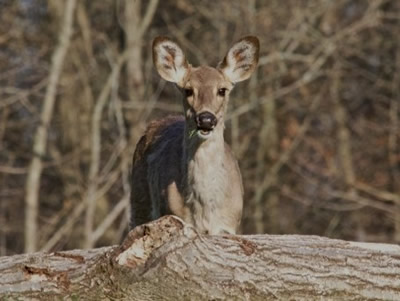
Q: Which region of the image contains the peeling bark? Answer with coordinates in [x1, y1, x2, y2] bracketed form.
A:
[2, 216, 400, 300]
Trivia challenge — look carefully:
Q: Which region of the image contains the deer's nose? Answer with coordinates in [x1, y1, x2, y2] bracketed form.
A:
[196, 112, 217, 131]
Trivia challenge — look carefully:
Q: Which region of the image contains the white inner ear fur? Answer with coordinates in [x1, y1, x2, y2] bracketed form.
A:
[220, 40, 258, 83]
[154, 40, 188, 85]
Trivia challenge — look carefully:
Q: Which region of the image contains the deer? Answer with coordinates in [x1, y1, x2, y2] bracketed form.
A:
[130, 36, 259, 235]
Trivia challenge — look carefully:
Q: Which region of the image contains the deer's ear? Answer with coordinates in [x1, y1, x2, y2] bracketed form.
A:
[218, 36, 259, 83]
[152, 37, 189, 86]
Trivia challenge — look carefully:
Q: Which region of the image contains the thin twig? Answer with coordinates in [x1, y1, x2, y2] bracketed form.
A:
[251, 92, 323, 219]
[84, 52, 129, 249]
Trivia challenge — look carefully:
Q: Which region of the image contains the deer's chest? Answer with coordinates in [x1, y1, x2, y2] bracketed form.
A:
[184, 153, 232, 234]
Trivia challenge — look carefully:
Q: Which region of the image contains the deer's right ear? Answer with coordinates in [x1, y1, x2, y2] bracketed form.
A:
[218, 36, 260, 83]
[152, 37, 189, 87]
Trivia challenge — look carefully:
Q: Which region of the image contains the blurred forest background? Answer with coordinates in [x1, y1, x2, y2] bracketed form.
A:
[0, 0, 399, 255]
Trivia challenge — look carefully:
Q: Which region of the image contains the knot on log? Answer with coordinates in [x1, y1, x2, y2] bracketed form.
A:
[115, 215, 197, 267]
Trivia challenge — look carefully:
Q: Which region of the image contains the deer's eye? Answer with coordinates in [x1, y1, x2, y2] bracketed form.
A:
[184, 88, 193, 97]
[217, 88, 227, 97]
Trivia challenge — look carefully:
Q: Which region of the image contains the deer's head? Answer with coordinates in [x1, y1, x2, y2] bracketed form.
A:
[153, 36, 259, 139]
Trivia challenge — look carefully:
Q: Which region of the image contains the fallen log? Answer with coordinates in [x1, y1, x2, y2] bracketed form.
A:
[1, 215, 400, 300]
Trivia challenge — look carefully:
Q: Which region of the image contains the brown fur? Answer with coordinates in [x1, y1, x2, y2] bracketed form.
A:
[130, 36, 259, 234]
[130, 116, 184, 227]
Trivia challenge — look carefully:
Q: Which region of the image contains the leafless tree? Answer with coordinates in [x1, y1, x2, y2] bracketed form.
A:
[0, 0, 398, 255]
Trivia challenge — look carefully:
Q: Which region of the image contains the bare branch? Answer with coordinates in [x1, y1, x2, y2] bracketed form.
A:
[84, 52, 129, 249]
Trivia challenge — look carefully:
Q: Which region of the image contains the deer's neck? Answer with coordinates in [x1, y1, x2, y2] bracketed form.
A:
[182, 124, 226, 202]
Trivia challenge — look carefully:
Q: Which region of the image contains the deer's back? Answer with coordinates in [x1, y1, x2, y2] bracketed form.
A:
[130, 116, 185, 228]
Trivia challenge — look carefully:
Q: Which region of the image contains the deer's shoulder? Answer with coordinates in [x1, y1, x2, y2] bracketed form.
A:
[132, 115, 185, 166]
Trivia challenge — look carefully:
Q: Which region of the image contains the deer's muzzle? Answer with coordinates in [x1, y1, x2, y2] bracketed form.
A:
[196, 112, 217, 137]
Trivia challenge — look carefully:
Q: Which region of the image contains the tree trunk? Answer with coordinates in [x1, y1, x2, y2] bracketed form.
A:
[24, 0, 77, 253]
[2, 215, 400, 300]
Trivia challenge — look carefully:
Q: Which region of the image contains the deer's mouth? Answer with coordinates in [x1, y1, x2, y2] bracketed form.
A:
[197, 126, 214, 138]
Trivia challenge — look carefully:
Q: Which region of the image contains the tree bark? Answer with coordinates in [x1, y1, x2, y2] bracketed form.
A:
[2, 215, 400, 300]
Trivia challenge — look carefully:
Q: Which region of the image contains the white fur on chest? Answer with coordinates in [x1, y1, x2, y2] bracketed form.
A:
[185, 144, 232, 234]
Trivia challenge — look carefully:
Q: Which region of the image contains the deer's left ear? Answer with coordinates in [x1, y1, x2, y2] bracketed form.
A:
[218, 36, 260, 83]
